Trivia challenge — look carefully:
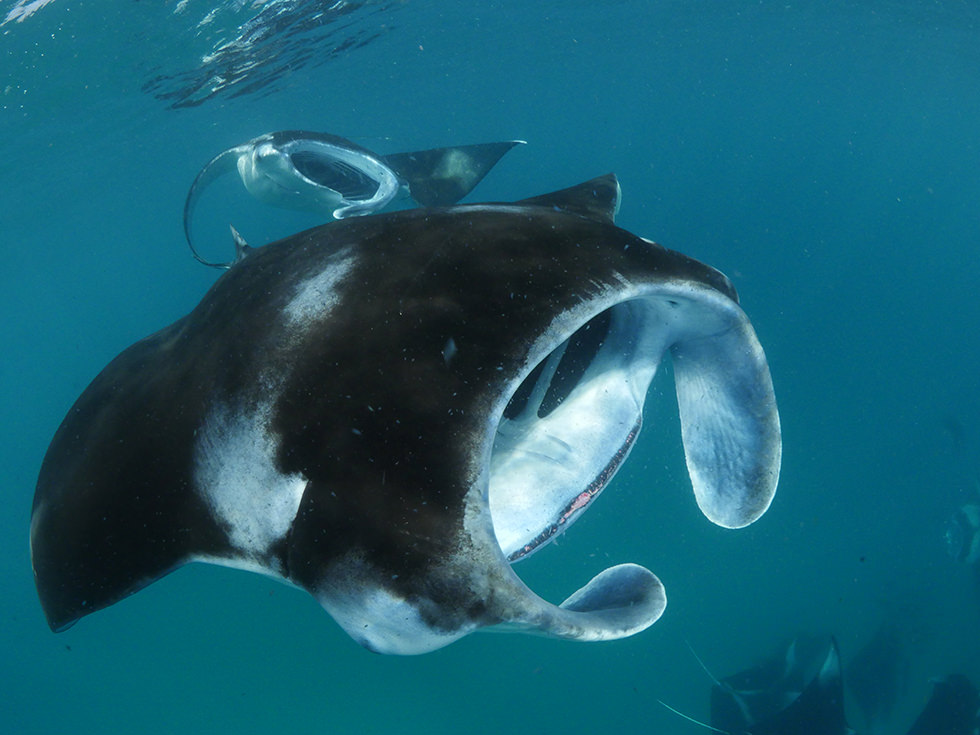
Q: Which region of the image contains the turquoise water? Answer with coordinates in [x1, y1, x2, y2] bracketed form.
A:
[3, 1, 980, 732]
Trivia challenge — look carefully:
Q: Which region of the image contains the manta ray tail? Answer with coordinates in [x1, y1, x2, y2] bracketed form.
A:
[183, 146, 247, 269]
[383, 140, 526, 207]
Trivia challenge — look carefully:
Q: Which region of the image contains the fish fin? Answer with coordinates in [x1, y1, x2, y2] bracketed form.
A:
[516, 173, 621, 224]
[384, 140, 525, 206]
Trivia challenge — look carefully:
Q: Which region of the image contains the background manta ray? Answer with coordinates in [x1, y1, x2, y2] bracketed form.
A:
[666, 635, 980, 735]
[183, 130, 524, 267]
[708, 636, 856, 735]
[845, 615, 917, 735]
[905, 674, 980, 735]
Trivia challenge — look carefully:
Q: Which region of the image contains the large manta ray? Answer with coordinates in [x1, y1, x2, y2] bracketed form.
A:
[31, 175, 781, 655]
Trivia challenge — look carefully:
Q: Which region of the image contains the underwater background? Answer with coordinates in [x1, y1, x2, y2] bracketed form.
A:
[2, 1, 979, 732]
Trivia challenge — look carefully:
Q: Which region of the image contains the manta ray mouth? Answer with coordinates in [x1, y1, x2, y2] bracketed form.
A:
[488, 297, 667, 563]
[290, 151, 381, 201]
[503, 417, 640, 562]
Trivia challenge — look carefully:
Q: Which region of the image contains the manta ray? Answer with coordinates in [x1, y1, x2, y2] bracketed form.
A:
[906, 674, 980, 735]
[31, 175, 780, 654]
[668, 635, 978, 735]
[709, 637, 855, 735]
[183, 130, 524, 267]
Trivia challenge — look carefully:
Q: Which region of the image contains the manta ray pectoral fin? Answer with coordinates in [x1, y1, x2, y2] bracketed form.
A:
[183, 145, 250, 269]
[383, 140, 525, 207]
[670, 293, 781, 529]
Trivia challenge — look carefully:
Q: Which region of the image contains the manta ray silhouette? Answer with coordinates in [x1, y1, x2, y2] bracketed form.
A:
[669, 635, 979, 735]
[906, 674, 980, 735]
[710, 637, 855, 735]
[31, 175, 780, 654]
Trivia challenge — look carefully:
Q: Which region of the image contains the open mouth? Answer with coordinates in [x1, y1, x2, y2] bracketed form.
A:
[488, 297, 671, 563]
[290, 151, 382, 201]
[475, 280, 778, 646]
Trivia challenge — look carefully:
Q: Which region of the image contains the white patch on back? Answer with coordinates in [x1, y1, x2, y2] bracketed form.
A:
[194, 402, 306, 566]
[284, 249, 355, 327]
[192, 253, 356, 569]
[312, 556, 473, 655]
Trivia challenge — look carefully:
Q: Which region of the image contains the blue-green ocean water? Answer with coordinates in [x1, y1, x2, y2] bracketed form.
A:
[3, 1, 979, 733]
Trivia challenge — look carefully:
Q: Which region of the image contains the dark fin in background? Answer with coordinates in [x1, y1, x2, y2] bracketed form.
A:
[516, 173, 621, 224]
[709, 636, 813, 731]
[906, 674, 980, 735]
[383, 140, 525, 206]
[750, 638, 854, 735]
[845, 618, 910, 734]
[710, 636, 855, 735]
